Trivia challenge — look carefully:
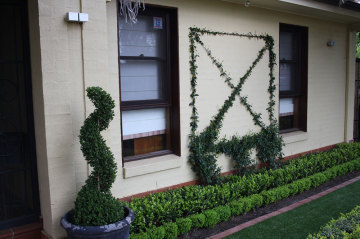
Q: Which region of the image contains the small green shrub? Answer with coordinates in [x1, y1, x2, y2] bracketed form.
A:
[213, 206, 231, 222]
[163, 222, 178, 239]
[204, 210, 220, 228]
[228, 199, 245, 216]
[287, 182, 299, 196]
[344, 225, 360, 239]
[147, 226, 165, 239]
[243, 197, 254, 213]
[175, 218, 192, 235]
[248, 194, 263, 209]
[129, 231, 149, 239]
[260, 189, 276, 205]
[189, 213, 206, 228]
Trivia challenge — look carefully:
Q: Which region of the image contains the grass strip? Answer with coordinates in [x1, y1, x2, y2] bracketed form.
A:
[226, 177, 360, 239]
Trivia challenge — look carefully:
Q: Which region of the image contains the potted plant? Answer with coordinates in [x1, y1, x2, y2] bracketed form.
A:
[61, 87, 134, 239]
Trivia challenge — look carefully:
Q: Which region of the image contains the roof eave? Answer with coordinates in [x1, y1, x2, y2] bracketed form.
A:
[221, 0, 360, 25]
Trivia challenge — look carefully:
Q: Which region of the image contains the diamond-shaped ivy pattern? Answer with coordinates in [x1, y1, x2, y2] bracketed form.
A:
[188, 27, 283, 185]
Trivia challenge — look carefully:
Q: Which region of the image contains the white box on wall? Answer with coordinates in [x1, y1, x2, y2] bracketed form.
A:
[66, 12, 79, 22]
[79, 13, 89, 22]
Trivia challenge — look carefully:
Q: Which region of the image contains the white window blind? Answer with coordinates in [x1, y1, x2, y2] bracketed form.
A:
[119, 15, 166, 102]
[120, 60, 164, 101]
[279, 63, 294, 91]
[119, 16, 165, 58]
[280, 31, 294, 60]
[122, 108, 166, 140]
[279, 98, 294, 116]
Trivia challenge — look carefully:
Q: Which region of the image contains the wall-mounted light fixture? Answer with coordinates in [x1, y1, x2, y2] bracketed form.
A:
[65, 12, 89, 23]
[327, 40, 336, 47]
[245, 0, 251, 7]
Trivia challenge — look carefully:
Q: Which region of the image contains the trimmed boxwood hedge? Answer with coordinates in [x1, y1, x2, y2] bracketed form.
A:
[129, 159, 360, 239]
[307, 205, 360, 239]
[124, 143, 360, 234]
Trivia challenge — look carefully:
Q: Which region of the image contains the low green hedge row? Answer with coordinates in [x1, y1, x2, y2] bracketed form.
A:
[129, 158, 360, 239]
[224, 142, 360, 184]
[307, 205, 360, 239]
[124, 143, 360, 233]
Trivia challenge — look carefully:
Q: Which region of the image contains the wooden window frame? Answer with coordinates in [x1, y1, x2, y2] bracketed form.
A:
[279, 23, 308, 133]
[117, 4, 180, 163]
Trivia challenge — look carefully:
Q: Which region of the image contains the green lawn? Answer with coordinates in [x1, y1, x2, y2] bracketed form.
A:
[226, 179, 360, 239]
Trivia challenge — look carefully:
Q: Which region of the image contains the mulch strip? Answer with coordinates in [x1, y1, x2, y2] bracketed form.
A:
[179, 170, 360, 239]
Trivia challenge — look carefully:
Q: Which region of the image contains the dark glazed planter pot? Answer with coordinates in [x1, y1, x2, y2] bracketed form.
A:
[60, 206, 135, 239]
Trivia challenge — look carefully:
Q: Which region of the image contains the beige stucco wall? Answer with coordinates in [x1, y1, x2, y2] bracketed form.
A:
[30, 0, 356, 238]
[110, 0, 351, 195]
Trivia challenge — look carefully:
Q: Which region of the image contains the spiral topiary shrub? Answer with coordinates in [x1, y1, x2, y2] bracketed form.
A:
[71, 86, 124, 225]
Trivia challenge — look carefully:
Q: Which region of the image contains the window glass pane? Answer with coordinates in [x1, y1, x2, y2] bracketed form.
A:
[279, 24, 307, 132]
[280, 31, 294, 60]
[119, 15, 166, 58]
[134, 134, 166, 155]
[280, 63, 296, 92]
[279, 98, 294, 116]
[120, 59, 165, 101]
[279, 98, 295, 130]
[122, 108, 166, 139]
[279, 115, 294, 130]
[123, 134, 166, 158]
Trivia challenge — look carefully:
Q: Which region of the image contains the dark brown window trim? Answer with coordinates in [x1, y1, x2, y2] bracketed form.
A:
[121, 103, 170, 111]
[279, 128, 302, 134]
[119, 56, 166, 61]
[117, 3, 181, 164]
[124, 149, 173, 162]
[279, 23, 308, 132]
[279, 93, 302, 98]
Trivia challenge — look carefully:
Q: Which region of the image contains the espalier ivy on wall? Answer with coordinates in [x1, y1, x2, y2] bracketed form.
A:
[188, 27, 284, 185]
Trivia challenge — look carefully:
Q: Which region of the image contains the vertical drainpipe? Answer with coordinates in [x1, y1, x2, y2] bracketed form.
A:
[79, 0, 90, 177]
[344, 26, 357, 142]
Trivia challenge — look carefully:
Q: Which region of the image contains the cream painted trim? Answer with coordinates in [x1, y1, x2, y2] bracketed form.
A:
[123, 154, 181, 178]
[281, 131, 309, 144]
[279, 0, 355, 14]
[221, 0, 360, 23]
[348, 23, 360, 32]
[344, 30, 356, 142]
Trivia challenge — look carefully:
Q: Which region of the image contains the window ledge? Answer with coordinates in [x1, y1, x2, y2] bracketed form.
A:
[281, 131, 308, 144]
[123, 154, 181, 178]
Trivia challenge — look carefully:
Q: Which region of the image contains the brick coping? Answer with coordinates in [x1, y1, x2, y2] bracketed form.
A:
[207, 175, 360, 239]
[0, 222, 42, 239]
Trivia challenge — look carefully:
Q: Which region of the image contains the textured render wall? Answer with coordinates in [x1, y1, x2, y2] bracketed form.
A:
[34, 0, 83, 237]
[28, 0, 52, 235]
[107, 0, 349, 198]
[345, 31, 356, 142]
[34, 0, 352, 238]
[33, 0, 113, 237]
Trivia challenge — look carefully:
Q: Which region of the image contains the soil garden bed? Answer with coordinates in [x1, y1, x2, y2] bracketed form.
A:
[180, 170, 360, 239]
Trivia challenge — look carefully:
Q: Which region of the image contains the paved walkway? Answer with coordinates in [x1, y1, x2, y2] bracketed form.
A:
[207, 175, 360, 239]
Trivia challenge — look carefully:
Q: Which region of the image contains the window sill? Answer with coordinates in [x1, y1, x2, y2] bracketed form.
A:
[281, 131, 308, 144]
[123, 154, 181, 178]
